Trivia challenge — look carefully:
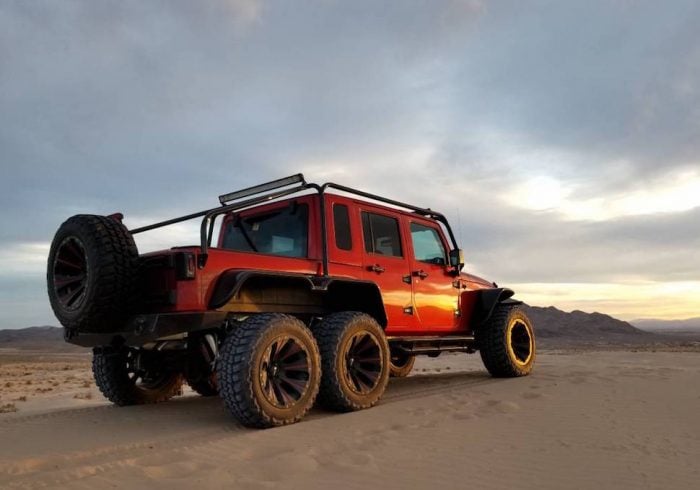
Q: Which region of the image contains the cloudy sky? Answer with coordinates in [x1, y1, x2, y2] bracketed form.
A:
[1, 0, 699, 329]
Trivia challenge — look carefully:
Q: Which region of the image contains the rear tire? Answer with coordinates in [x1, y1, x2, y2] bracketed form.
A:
[92, 347, 183, 405]
[47, 215, 138, 333]
[313, 312, 390, 412]
[477, 305, 536, 377]
[217, 314, 321, 428]
[389, 352, 415, 378]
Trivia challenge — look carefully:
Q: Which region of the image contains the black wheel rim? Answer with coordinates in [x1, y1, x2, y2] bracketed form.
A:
[125, 350, 173, 390]
[259, 336, 311, 409]
[391, 353, 411, 368]
[344, 332, 382, 394]
[53, 237, 89, 310]
[510, 320, 532, 364]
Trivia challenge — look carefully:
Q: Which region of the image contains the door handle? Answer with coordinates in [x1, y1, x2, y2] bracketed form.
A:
[368, 264, 385, 274]
[413, 269, 428, 279]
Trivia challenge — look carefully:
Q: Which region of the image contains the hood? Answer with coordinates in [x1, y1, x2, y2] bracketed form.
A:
[460, 272, 495, 290]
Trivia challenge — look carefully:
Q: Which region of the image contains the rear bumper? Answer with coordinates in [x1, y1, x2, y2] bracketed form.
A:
[64, 311, 228, 347]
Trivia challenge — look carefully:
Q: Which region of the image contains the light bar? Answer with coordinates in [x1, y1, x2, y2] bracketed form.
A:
[218, 174, 306, 205]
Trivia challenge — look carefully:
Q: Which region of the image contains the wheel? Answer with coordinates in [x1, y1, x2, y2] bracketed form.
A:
[477, 305, 536, 377]
[217, 314, 321, 428]
[92, 347, 183, 405]
[47, 215, 138, 333]
[185, 334, 219, 397]
[185, 372, 218, 397]
[389, 352, 415, 378]
[313, 311, 390, 412]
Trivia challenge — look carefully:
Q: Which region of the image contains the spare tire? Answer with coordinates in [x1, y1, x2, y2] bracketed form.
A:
[47, 214, 138, 333]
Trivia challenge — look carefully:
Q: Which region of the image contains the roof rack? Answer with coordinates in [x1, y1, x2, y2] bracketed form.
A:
[320, 182, 457, 249]
[128, 173, 458, 274]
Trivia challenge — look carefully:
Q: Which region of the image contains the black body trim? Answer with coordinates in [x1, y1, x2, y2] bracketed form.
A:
[388, 335, 477, 356]
[63, 311, 229, 347]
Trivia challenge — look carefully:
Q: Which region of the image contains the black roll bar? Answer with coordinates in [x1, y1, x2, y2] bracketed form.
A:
[320, 182, 459, 252]
[127, 173, 460, 275]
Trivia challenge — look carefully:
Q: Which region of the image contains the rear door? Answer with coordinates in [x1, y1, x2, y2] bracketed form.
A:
[406, 219, 460, 331]
[359, 207, 415, 334]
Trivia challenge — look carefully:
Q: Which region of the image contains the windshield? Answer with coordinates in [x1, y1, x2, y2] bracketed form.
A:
[221, 203, 309, 258]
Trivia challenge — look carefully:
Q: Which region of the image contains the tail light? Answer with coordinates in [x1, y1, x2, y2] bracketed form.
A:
[175, 252, 196, 280]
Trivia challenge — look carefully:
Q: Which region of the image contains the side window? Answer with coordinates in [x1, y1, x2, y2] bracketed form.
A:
[222, 203, 309, 257]
[333, 204, 352, 250]
[361, 211, 403, 257]
[410, 222, 446, 265]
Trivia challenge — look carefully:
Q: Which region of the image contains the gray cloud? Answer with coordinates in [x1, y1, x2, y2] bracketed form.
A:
[1, 1, 699, 327]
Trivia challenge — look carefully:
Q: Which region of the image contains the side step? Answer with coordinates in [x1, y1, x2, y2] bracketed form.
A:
[388, 335, 477, 356]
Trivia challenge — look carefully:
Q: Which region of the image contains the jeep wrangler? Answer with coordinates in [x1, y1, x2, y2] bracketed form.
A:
[47, 174, 535, 428]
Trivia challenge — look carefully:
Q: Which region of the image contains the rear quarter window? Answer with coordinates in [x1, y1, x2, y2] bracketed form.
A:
[222, 203, 309, 258]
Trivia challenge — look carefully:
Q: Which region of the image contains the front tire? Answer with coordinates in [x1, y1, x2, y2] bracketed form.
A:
[477, 305, 536, 377]
[217, 314, 321, 428]
[314, 312, 390, 412]
[185, 372, 218, 397]
[185, 334, 219, 397]
[92, 347, 183, 405]
[389, 352, 415, 378]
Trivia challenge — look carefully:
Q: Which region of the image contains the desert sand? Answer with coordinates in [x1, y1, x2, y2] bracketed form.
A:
[1, 348, 699, 489]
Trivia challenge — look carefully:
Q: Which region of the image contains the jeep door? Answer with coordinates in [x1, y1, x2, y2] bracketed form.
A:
[359, 207, 415, 334]
[405, 218, 460, 331]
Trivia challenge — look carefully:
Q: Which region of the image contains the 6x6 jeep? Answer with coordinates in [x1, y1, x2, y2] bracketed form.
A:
[47, 174, 535, 428]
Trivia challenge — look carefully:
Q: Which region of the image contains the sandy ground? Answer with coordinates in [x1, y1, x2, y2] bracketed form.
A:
[1, 349, 699, 490]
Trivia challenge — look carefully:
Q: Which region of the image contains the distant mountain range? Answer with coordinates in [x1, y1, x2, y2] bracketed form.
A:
[523, 305, 649, 341]
[3, 306, 694, 352]
[631, 318, 700, 333]
[0, 326, 82, 352]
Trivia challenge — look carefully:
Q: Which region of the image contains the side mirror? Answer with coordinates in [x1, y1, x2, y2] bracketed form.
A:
[449, 249, 465, 271]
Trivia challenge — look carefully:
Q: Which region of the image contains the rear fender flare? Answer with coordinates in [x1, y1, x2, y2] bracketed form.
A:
[208, 270, 317, 309]
[208, 270, 388, 327]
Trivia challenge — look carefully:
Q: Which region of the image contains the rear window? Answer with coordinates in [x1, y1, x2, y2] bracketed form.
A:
[221, 203, 308, 258]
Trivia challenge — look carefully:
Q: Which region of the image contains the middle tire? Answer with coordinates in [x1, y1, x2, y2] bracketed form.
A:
[314, 311, 390, 412]
[217, 314, 321, 428]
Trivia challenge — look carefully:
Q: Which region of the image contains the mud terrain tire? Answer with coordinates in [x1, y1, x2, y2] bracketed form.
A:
[477, 305, 536, 377]
[92, 347, 183, 405]
[47, 214, 138, 333]
[314, 312, 390, 412]
[389, 353, 415, 378]
[217, 314, 321, 428]
[185, 373, 218, 397]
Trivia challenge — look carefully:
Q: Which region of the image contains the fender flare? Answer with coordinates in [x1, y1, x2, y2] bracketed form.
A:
[208, 269, 388, 327]
[209, 270, 320, 309]
[472, 288, 522, 327]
